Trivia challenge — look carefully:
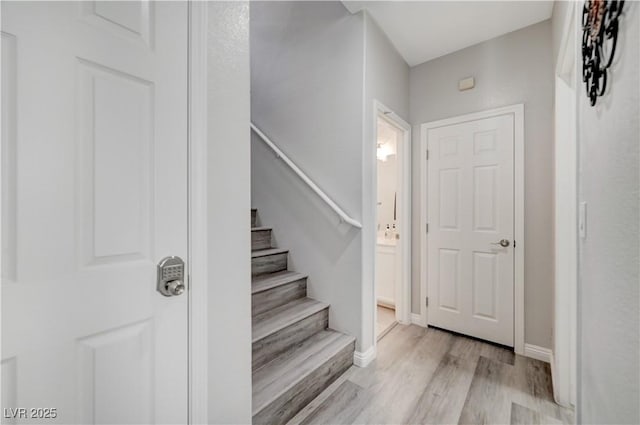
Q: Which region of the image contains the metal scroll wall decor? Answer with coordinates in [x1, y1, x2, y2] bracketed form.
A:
[582, 0, 625, 106]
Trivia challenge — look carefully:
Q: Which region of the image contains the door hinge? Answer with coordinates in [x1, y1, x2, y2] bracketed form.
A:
[426, 149, 430, 160]
[426, 223, 429, 233]
[514, 240, 517, 248]
[425, 297, 429, 307]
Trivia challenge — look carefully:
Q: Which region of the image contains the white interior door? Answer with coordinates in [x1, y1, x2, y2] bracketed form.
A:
[1, 2, 188, 423]
[427, 114, 514, 347]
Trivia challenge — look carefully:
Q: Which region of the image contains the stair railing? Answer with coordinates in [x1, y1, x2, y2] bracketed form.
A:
[251, 123, 362, 229]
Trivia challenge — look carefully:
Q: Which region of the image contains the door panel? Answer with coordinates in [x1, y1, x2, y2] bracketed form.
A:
[79, 59, 155, 264]
[77, 320, 154, 425]
[1, 2, 188, 423]
[473, 166, 497, 231]
[437, 248, 461, 313]
[438, 169, 460, 230]
[427, 114, 514, 346]
[472, 252, 498, 320]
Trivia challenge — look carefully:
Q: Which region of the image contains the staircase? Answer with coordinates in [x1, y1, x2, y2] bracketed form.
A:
[251, 208, 355, 425]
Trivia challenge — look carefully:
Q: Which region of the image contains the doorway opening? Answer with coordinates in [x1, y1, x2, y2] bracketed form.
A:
[373, 101, 411, 341]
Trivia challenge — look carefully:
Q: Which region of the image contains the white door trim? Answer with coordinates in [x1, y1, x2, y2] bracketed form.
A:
[419, 104, 525, 355]
[552, 0, 578, 409]
[372, 100, 412, 329]
[188, 2, 208, 423]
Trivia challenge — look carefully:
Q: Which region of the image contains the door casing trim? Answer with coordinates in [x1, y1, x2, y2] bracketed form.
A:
[419, 104, 525, 355]
[188, 1, 208, 423]
[371, 100, 412, 332]
[552, 0, 578, 408]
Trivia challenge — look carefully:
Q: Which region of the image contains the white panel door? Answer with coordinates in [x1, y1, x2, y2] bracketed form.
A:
[427, 114, 514, 346]
[1, 2, 188, 423]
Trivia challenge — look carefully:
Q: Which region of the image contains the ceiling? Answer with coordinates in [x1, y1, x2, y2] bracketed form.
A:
[342, 1, 554, 66]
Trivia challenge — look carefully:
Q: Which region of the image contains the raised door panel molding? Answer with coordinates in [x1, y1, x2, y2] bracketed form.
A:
[438, 169, 460, 230]
[472, 130, 497, 155]
[438, 249, 460, 313]
[77, 320, 154, 424]
[473, 165, 498, 232]
[78, 1, 154, 49]
[471, 252, 498, 321]
[76, 59, 154, 267]
[438, 136, 459, 158]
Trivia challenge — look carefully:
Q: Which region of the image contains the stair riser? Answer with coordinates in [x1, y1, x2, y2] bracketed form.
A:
[252, 279, 307, 316]
[251, 229, 272, 251]
[251, 209, 257, 227]
[252, 340, 355, 425]
[252, 309, 328, 371]
[252, 252, 287, 276]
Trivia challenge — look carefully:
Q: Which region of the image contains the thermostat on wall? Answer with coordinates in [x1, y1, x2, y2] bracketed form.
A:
[458, 77, 475, 91]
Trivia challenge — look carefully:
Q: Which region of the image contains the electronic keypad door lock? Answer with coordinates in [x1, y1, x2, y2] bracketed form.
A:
[157, 256, 186, 297]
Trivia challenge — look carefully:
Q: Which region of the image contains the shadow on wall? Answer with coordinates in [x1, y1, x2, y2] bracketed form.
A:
[252, 133, 360, 261]
[251, 132, 362, 346]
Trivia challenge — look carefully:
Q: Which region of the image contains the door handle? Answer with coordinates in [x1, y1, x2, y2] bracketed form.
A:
[491, 239, 510, 248]
[164, 280, 185, 296]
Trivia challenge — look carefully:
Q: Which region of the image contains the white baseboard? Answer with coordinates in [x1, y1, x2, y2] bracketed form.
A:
[411, 313, 427, 327]
[549, 352, 560, 404]
[376, 297, 395, 309]
[353, 346, 376, 368]
[524, 343, 552, 363]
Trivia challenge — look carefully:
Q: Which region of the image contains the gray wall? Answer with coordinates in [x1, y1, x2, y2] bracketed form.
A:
[251, 2, 409, 354]
[207, 2, 252, 422]
[409, 20, 555, 349]
[576, 2, 639, 423]
[362, 12, 410, 350]
[251, 1, 366, 349]
[551, 1, 571, 61]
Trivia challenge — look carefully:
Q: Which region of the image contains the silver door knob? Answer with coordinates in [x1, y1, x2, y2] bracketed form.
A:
[164, 280, 185, 296]
[491, 239, 510, 248]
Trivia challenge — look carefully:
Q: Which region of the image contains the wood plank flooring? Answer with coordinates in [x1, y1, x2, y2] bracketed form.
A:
[287, 324, 574, 425]
[376, 306, 397, 340]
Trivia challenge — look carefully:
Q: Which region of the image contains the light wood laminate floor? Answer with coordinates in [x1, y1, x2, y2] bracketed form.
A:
[288, 324, 574, 425]
[376, 306, 397, 340]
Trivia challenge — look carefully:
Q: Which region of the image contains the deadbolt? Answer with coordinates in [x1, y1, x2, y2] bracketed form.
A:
[491, 239, 511, 248]
[157, 256, 186, 297]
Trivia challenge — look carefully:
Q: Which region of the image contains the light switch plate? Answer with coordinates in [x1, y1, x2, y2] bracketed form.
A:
[579, 202, 587, 239]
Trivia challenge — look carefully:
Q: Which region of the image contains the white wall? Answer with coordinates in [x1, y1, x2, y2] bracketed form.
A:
[362, 11, 410, 351]
[377, 154, 397, 230]
[207, 3, 252, 423]
[551, 1, 571, 60]
[409, 20, 555, 349]
[251, 1, 366, 349]
[575, 2, 639, 423]
[551, 0, 577, 407]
